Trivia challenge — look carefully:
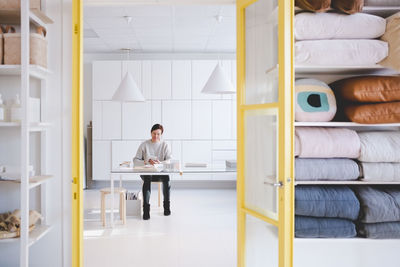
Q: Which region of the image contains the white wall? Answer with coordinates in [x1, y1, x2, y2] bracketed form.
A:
[88, 58, 237, 182]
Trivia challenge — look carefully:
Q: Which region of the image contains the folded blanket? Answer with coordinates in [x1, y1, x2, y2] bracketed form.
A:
[296, 186, 360, 220]
[295, 127, 360, 158]
[296, 216, 356, 238]
[361, 162, 400, 182]
[358, 131, 400, 162]
[355, 186, 400, 223]
[295, 158, 360, 181]
[358, 222, 400, 239]
[295, 40, 388, 66]
[295, 13, 386, 40]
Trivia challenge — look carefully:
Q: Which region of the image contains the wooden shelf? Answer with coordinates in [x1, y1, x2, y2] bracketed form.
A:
[294, 122, 400, 128]
[295, 180, 400, 186]
[0, 224, 52, 246]
[0, 9, 53, 28]
[0, 122, 51, 131]
[0, 175, 53, 189]
[0, 65, 52, 80]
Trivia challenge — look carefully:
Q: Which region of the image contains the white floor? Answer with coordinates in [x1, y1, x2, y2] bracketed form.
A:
[84, 189, 237, 267]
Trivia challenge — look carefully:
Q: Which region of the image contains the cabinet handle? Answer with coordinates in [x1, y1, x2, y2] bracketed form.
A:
[264, 175, 283, 187]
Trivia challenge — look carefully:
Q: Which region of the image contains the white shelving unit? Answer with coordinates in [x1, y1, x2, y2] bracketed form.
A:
[294, 3, 400, 248]
[0, 1, 53, 266]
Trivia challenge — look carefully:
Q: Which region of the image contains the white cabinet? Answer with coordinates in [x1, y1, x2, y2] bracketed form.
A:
[122, 102, 151, 140]
[93, 61, 122, 100]
[212, 100, 233, 140]
[111, 141, 142, 169]
[171, 140, 182, 163]
[151, 100, 162, 126]
[92, 101, 103, 140]
[162, 101, 191, 140]
[212, 140, 236, 150]
[192, 101, 212, 139]
[172, 60, 191, 100]
[92, 141, 111, 180]
[102, 101, 121, 140]
[152, 61, 172, 100]
[191, 60, 220, 100]
[142, 60, 152, 99]
[182, 141, 212, 165]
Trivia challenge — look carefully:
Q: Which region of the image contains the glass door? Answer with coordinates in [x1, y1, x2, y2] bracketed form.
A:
[236, 0, 294, 266]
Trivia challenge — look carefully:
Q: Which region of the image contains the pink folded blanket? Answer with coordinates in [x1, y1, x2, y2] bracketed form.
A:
[295, 127, 360, 158]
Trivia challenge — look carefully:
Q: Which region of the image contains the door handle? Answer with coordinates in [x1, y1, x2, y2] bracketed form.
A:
[264, 175, 283, 187]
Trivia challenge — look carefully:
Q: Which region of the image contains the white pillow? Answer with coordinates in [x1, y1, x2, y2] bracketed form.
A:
[295, 39, 388, 66]
[295, 12, 386, 40]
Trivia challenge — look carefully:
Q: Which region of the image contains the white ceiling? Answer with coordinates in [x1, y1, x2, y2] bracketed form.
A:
[83, 5, 236, 53]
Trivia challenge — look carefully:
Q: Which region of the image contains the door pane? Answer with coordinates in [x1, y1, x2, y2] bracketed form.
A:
[244, 110, 279, 220]
[245, 0, 279, 105]
[245, 215, 278, 267]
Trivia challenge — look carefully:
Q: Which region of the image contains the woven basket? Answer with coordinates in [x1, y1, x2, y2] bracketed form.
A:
[0, 0, 41, 10]
[3, 26, 47, 68]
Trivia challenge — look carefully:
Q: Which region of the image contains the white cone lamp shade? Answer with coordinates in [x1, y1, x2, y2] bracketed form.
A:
[112, 72, 145, 102]
[201, 64, 236, 94]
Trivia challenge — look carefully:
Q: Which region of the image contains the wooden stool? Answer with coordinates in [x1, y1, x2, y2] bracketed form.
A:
[100, 187, 127, 226]
[156, 182, 161, 207]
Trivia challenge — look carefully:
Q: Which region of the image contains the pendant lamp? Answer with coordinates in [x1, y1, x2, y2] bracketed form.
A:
[201, 63, 235, 94]
[112, 48, 145, 102]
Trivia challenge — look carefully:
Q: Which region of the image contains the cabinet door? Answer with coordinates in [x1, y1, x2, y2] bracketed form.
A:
[152, 60, 172, 100]
[192, 101, 212, 139]
[92, 101, 102, 140]
[102, 101, 121, 140]
[212, 100, 233, 140]
[162, 101, 191, 140]
[237, 0, 294, 267]
[92, 141, 111, 180]
[92, 61, 122, 100]
[172, 60, 192, 100]
[122, 102, 151, 140]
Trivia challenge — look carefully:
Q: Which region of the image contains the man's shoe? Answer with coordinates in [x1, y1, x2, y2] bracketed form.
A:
[163, 201, 171, 216]
[143, 204, 150, 220]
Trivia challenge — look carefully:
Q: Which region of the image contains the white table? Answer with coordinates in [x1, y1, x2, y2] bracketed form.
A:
[108, 166, 236, 226]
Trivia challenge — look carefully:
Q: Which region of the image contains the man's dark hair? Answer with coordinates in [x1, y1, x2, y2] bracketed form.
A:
[151, 124, 164, 134]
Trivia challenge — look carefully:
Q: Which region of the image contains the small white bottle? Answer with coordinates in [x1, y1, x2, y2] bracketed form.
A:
[10, 94, 22, 122]
[0, 94, 5, 122]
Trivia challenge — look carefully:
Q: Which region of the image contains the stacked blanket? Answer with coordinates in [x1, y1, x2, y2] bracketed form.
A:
[295, 12, 388, 66]
[358, 131, 400, 182]
[295, 186, 359, 238]
[295, 127, 361, 182]
[355, 186, 400, 239]
[331, 76, 400, 124]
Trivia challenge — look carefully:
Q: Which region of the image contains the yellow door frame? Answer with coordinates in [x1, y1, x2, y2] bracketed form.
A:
[236, 0, 294, 266]
[72, 0, 83, 266]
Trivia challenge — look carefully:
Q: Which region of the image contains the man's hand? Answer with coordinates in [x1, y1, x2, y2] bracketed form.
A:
[149, 159, 160, 165]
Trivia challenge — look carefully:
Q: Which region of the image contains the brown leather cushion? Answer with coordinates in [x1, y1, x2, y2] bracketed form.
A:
[295, 0, 331, 12]
[345, 102, 400, 124]
[331, 76, 400, 103]
[331, 0, 364, 14]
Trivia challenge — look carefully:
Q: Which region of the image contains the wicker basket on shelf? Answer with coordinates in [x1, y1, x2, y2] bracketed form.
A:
[0, 210, 41, 240]
[3, 26, 47, 68]
[0, 0, 41, 10]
